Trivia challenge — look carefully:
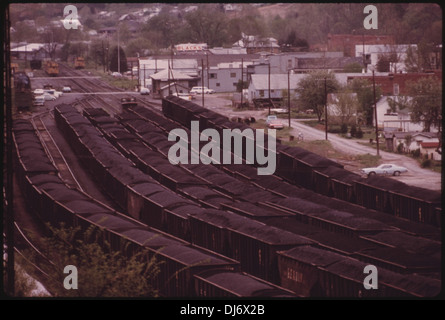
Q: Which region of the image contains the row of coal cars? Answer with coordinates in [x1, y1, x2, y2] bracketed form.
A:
[162, 95, 442, 228]
[48, 101, 441, 298]
[12, 117, 297, 297]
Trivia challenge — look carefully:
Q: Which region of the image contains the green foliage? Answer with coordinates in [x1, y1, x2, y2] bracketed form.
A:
[412, 148, 421, 158]
[356, 126, 363, 139]
[350, 78, 381, 126]
[421, 159, 432, 168]
[397, 142, 404, 153]
[296, 70, 340, 122]
[109, 46, 128, 73]
[25, 223, 161, 297]
[350, 124, 357, 137]
[340, 123, 348, 134]
[406, 77, 442, 132]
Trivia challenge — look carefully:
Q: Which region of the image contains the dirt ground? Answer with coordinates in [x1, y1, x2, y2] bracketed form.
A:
[195, 94, 442, 191]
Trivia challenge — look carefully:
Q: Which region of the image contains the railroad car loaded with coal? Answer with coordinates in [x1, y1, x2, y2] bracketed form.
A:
[162, 96, 442, 227]
[13, 118, 302, 298]
[48, 102, 441, 297]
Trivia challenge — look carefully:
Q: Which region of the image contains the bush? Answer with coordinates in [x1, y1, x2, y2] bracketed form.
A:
[340, 123, 348, 134]
[356, 126, 363, 138]
[421, 159, 432, 168]
[412, 148, 421, 158]
[350, 125, 357, 137]
[397, 142, 404, 153]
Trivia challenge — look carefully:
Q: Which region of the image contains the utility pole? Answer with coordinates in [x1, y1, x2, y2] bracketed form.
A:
[288, 69, 291, 128]
[241, 58, 243, 108]
[268, 62, 271, 115]
[201, 59, 205, 108]
[117, 27, 120, 74]
[372, 70, 380, 156]
[324, 77, 328, 140]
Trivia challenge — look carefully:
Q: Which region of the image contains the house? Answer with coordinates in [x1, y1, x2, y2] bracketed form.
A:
[326, 92, 359, 125]
[355, 44, 417, 73]
[420, 142, 441, 160]
[247, 73, 305, 102]
[10, 43, 50, 60]
[205, 61, 255, 93]
[234, 35, 280, 54]
[138, 58, 199, 88]
[150, 69, 199, 99]
[374, 96, 437, 132]
[389, 131, 440, 157]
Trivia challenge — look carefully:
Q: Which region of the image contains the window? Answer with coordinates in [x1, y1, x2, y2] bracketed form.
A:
[216, 83, 220, 87]
[393, 83, 399, 96]
[287, 59, 292, 69]
[259, 90, 264, 97]
[233, 82, 238, 87]
[230, 72, 236, 78]
[210, 73, 217, 79]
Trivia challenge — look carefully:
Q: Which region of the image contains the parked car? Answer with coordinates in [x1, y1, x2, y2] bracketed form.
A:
[62, 86, 72, 93]
[140, 87, 150, 95]
[43, 93, 57, 101]
[172, 92, 192, 101]
[33, 95, 45, 106]
[190, 86, 214, 94]
[267, 119, 284, 129]
[111, 72, 122, 78]
[266, 115, 278, 124]
[360, 164, 408, 177]
[33, 89, 44, 95]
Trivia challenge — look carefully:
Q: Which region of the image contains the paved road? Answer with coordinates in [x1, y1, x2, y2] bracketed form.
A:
[198, 94, 442, 191]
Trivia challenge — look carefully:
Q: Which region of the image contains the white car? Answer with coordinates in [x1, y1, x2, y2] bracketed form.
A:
[62, 86, 72, 93]
[360, 164, 408, 177]
[266, 115, 278, 124]
[43, 93, 57, 101]
[33, 89, 44, 95]
[140, 87, 150, 95]
[190, 86, 214, 94]
[172, 92, 192, 101]
[111, 72, 122, 77]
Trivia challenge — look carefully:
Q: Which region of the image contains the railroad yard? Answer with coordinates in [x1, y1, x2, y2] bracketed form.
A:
[9, 63, 442, 298]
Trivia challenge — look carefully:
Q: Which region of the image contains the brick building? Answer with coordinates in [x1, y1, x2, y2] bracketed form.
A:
[327, 33, 395, 57]
[347, 71, 442, 96]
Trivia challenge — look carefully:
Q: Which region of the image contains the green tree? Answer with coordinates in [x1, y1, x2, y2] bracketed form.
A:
[407, 77, 442, 132]
[350, 78, 382, 126]
[296, 70, 340, 122]
[109, 46, 128, 73]
[24, 224, 160, 297]
[343, 62, 363, 73]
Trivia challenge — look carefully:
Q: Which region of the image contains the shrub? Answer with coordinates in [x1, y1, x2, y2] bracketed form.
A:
[340, 123, 348, 134]
[356, 126, 363, 138]
[421, 159, 432, 168]
[412, 148, 421, 158]
[350, 125, 357, 137]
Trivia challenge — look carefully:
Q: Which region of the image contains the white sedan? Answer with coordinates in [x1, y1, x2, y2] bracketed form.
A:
[360, 164, 408, 177]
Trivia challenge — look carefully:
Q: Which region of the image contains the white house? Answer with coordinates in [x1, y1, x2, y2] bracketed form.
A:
[375, 96, 439, 132]
[355, 44, 417, 73]
[389, 131, 440, 160]
[248, 73, 305, 102]
[138, 58, 198, 89]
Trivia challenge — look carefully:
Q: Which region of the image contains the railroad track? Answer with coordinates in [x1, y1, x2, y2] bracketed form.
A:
[31, 114, 83, 191]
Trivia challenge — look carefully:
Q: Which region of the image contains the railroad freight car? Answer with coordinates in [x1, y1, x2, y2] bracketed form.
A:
[277, 245, 441, 298]
[44, 60, 59, 76]
[194, 270, 299, 297]
[74, 57, 85, 69]
[190, 209, 313, 284]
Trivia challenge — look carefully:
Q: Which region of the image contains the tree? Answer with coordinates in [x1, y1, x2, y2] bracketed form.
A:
[296, 70, 340, 122]
[23, 224, 161, 297]
[333, 86, 359, 125]
[350, 78, 382, 126]
[407, 77, 442, 132]
[109, 46, 128, 73]
[343, 62, 363, 73]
